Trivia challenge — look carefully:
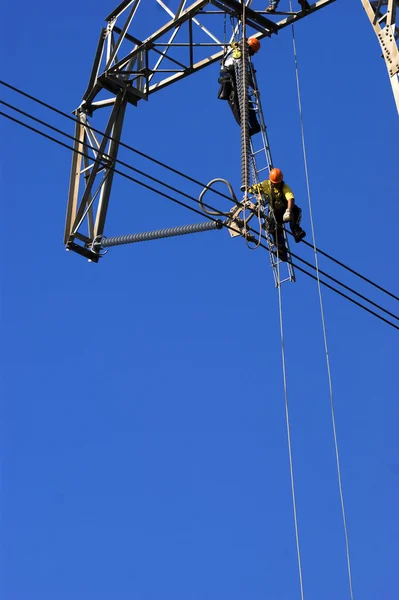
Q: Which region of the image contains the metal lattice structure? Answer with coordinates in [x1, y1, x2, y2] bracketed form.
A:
[362, 0, 399, 114]
[64, 0, 336, 262]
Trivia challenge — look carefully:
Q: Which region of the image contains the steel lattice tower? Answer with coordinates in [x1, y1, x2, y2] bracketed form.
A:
[64, 0, 335, 262]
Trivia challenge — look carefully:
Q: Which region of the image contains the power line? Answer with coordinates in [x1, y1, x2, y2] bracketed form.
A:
[1, 77, 398, 305]
[0, 99, 229, 217]
[1, 108, 399, 333]
[0, 110, 216, 222]
[288, 247, 399, 322]
[3, 97, 399, 324]
[300, 237, 399, 303]
[0, 79, 236, 205]
[2, 98, 398, 324]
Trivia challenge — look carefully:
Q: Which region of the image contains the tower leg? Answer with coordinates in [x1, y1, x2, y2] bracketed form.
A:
[64, 92, 128, 253]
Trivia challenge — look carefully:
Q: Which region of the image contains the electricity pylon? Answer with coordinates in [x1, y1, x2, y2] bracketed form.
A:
[64, 0, 336, 262]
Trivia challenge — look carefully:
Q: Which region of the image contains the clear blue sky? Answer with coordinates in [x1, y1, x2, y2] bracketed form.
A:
[1, 1, 398, 599]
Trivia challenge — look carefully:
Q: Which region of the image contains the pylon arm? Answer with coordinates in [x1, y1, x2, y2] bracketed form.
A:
[362, 0, 399, 114]
[80, 0, 335, 111]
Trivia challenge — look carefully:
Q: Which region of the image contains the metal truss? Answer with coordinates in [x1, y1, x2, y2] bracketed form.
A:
[362, 0, 399, 114]
[65, 0, 336, 261]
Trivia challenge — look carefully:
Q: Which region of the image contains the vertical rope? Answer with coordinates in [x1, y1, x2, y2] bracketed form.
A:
[276, 261, 306, 600]
[289, 4, 355, 598]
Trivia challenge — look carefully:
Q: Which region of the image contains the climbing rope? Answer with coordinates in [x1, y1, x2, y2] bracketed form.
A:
[276, 260, 305, 600]
[289, 3, 355, 598]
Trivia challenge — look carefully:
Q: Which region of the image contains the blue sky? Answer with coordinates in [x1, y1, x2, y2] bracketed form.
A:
[1, 1, 398, 599]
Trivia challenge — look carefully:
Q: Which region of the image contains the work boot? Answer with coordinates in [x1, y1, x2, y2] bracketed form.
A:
[265, 4, 277, 13]
[292, 227, 306, 243]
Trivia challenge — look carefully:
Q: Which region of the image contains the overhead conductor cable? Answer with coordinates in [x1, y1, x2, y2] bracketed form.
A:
[1, 101, 399, 331]
[289, 2, 355, 598]
[2, 77, 399, 305]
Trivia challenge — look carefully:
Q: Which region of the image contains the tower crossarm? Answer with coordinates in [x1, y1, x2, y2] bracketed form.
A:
[80, 0, 336, 112]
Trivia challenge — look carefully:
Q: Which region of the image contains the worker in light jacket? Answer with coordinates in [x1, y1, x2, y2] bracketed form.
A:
[251, 168, 306, 261]
[218, 37, 261, 136]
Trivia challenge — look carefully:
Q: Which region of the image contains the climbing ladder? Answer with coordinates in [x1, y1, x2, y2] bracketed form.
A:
[223, 36, 295, 285]
[248, 63, 296, 286]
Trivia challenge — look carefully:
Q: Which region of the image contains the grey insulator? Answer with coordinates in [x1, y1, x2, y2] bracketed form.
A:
[234, 44, 250, 193]
[99, 220, 223, 248]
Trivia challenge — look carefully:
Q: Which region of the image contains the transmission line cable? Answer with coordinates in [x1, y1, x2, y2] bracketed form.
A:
[2, 98, 398, 325]
[299, 236, 399, 302]
[0, 110, 217, 222]
[1, 78, 398, 305]
[289, 8, 354, 599]
[289, 261, 399, 331]
[1, 108, 399, 334]
[287, 247, 399, 322]
[0, 80, 235, 205]
[0, 99, 227, 216]
[3, 97, 398, 324]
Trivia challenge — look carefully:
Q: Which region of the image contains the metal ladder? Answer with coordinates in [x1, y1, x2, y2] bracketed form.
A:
[248, 63, 296, 286]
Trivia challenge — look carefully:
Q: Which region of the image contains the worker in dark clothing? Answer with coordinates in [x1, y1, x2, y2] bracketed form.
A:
[218, 37, 261, 136]
[266, 0, 310, 12]
[250, 168, 306, 262]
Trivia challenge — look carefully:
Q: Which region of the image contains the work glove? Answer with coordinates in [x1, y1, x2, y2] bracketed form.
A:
[248, 183, 263, 195]
[283, 209, 291, 223]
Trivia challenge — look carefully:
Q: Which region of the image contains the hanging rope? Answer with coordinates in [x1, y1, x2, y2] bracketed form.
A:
[276, 260, 306, 600]
[289, 4, 355, 598]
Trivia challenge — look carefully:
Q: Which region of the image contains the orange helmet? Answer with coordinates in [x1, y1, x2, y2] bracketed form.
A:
[247, 37, 261, 53]
[269, 168, 283, 184]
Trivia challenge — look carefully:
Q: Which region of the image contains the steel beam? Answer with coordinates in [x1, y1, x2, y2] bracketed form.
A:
[64, 116, 86, 243]
[65, 93, 128, 248]
[81, 1, 335, 108]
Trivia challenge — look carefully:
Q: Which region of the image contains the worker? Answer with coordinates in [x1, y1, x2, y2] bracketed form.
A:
[266, 0, 310, 13]
[250, 168, 306, 262]
[218, 37, 261, 136]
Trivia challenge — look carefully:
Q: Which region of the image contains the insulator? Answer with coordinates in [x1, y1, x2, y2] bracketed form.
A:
[98, 219, 223, 248]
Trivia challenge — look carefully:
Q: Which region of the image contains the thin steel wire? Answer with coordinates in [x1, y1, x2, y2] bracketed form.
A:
[276, 258, 306, 600]
[289, 5, 355, 598]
